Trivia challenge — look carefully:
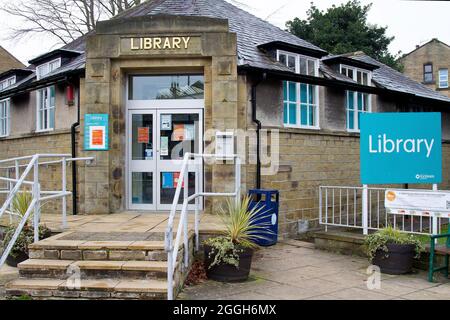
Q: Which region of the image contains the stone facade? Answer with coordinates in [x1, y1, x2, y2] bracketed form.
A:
[79, 15, 239, 214]
[400, 39, 450, 98]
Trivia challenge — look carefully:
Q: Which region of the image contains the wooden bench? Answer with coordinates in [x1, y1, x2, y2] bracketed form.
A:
[428, 233, 450, 282]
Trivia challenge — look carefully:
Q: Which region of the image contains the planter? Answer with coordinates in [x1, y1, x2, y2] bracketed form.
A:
[204, 245, 254, 282]
[372, 243, 416, 275]
[6, 252, 29, 267]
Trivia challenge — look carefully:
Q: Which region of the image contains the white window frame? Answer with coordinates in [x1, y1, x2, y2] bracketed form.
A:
[340, 64, 372, 132]
[36, 58, 61, 80]
[36, 86, 56, 132]
[0, 76, 16, 92]
[277, 50, 320, 129]
[0, 99, 10, 137]
[439, 69, 448, 89]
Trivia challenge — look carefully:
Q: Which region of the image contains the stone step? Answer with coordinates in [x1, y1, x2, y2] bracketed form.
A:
[28, 239, 188, 261]
[18, 259, 174, 280]
[6, 278, 169, 300]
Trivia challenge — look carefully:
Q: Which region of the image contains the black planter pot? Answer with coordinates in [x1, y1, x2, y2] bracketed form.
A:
[204, 245, 254, 282]
[6, 251, 29, 267]
[372, 243, 416, 275]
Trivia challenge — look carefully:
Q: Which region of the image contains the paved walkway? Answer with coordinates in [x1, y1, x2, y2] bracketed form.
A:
[0, 212, 224, 234]
[180, 240, 450, 300]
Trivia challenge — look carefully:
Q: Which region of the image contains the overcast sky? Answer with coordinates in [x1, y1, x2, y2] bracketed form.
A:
[0, 0, 449, 65]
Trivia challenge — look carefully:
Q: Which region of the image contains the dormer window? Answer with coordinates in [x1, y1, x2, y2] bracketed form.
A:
[277, 50, 319, 129]
[340, 65, 372, 132]
[0, 76, 16, 92]
[36, 58, 61, 80]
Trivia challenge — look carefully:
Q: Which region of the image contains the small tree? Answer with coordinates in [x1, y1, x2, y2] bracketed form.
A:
[1, 0, 144, 45]
[286, 0, 403, 71]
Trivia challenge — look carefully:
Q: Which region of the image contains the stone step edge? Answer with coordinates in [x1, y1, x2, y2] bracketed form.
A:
[29, 233, 195, 251]
[6, 278, 171, 294]
[18, 259, 172, 273]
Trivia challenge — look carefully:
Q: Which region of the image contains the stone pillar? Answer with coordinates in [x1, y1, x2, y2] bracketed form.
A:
[81, 56, 111, 214]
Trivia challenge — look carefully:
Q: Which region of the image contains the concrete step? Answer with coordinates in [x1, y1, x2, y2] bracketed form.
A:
[6, 278, 169, 300]
[18, 259, 173, 280]
[28, 239, 187, 261]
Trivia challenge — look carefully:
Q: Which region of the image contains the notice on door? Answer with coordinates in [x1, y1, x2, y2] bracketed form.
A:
[172, 124, 185, 141]
[161, 114, 172, 130]
[84, 114, 109, 151]
[137, 127, 150, 144]
[160, 136, 169, 156]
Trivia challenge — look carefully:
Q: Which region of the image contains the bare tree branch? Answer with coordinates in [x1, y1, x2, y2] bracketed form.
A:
[1, 0, 146, 46]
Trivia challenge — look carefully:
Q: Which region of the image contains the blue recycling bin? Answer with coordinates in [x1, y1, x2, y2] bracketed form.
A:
[248, 189, 279, 246]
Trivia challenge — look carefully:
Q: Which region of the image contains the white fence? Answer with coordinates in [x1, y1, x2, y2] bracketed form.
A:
[319, 185, 448, 236]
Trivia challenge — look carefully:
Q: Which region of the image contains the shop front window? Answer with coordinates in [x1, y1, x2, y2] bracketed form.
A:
[278, 50, 319, 128]
[129, 74, 204, 100]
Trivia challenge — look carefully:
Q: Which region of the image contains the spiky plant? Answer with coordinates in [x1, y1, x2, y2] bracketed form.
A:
[219, 195, 274, 248]
[204, 195, 274, 268]
[11, 191, 33, 220]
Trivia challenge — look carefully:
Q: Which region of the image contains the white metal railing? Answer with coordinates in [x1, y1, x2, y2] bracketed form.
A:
[0, 154, 94, 268]
[319, 185, 448, 236]
[165, 153, 241, 300]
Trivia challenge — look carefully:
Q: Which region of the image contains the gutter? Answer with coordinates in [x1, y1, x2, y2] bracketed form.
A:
[251, 73, 267, 190]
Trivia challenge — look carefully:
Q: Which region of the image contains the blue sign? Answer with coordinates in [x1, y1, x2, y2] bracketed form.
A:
[84, 114, 109, 151]
[360, 113, 442, 184]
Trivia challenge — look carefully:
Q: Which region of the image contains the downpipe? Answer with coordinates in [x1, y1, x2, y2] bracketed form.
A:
[251, 73, 267, 190]
[70, 82, 81, 215]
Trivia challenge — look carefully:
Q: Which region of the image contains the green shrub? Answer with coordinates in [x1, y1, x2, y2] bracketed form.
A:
[2, 224, 51, 258]
[364, 226, 424, 261]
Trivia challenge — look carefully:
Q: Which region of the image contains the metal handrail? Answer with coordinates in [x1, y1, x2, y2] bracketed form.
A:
[165, 153, 241, 300]
[0, 154, 94, 269]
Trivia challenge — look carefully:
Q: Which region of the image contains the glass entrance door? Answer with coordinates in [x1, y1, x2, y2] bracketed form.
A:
[127, 109, 203, 211]
[156, 110, 202, 210]
[128, 110, 157, 210]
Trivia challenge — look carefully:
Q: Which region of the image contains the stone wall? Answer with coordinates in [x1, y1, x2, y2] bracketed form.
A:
[0, 131, 74, 215]
[79, 15, 239, 214]
[254, 130, 450, 239]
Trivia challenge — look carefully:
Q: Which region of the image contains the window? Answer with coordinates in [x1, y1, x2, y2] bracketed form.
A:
[341, 65, 371, 131]
[36, 58, 61, 80]
[277, 50, 319, 128]
[423, 63, 433, 83]
[0, 99, 10, 137]
[0, 76, 16, 92]
[439, 69, 448, 88]
[36, 86, 55, 131]
[129, 74, 204, 100]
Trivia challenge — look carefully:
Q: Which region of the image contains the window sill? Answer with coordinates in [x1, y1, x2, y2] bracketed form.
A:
[283, 124, 320, 130]
[35, 128, 55, 134]
[347, 129, 360, 133]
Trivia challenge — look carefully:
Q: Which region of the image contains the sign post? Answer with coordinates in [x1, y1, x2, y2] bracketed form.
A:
[360, 112, 442, 236]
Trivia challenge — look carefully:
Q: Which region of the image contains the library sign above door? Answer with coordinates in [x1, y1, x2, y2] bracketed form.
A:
[120, 36, 202, 55]
[360, 112, 442, 184]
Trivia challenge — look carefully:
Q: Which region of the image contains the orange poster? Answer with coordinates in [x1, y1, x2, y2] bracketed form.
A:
[92, 129, 104, 146]
[173, 172, 184, 188]
[172, 124, 185, 141]
[137, 127, 150, 143]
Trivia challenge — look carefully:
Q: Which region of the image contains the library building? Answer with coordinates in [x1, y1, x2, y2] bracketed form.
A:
[1, 0, 450, 240]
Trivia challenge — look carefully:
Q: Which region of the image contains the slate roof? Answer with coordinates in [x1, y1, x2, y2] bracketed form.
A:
[351, 53, 450, 103]
[113, 0, 327, 71]
[0, 0, 449, 105]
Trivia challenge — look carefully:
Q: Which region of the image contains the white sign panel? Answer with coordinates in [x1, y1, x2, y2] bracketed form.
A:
[385, 189, 450, 218]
